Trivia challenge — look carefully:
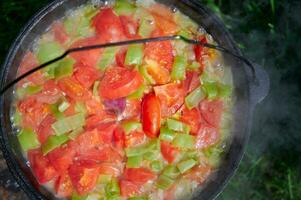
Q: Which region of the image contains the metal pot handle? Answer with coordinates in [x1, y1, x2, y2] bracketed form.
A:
[248, 63, 270, 107]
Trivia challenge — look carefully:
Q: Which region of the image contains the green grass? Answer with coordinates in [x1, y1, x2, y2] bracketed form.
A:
[0, 0, 301, 199]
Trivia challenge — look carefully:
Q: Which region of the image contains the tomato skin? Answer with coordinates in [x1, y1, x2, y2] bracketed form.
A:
[58, 77, 90, 101]
[18, 52, 45, 86]
[52, 22, 69, 45]
[194, 36, 207, 69]
[160, 141, 180, 164]
[35, 80, 62, 104]
[125, 130, 145, 148]
[120, 180, 141, 198]
[92, 8, 125, 42]
[96, 122, 118, 144]
[195, 124, 220, 149]
[74, 64, 101, 89]
[154, 83, 184, 118]
[76, 146, 121, 164]
[47, 144, 76, 172]
[183, 71, 200, 95]
[68, 162, 100, 196]
[28, 149, 57, 184]
[70, 37, 103, 67]
[55, 173, 73, 197]
[115, 48, 127, 68]
[122, 99, 141, 120]
[183, 164, 212, 184]
[74, 129, 103, 155]
[141, 93, 161, 138]
[19, 97, 49, 130]
[146, 61, 171, 85]
[85, 98, 106, 116]
[37, 115, 55, 144]
[144, 30, 174, 71]
[180, 107, 201, 135]
[124, 168, 156, 185]
[99, 67, 143, 100]
[120, 15, 139, 39]
[199, 99, 223, 128]
[98, 163, 121, 177]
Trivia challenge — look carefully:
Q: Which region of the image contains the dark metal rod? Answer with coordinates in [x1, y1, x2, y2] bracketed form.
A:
[0, 35, 256, 95]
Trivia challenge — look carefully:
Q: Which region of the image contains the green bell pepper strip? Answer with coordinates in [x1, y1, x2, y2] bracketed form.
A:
[98, 47, 120, 71]
[125, 44, 144, 66]
[72, 192, 88, 200]
[177, 159, 197, 174]
[105, 178, 120, 198]
[138, 16, 155, 38]
[114, 0, 137, 16]
[183, 150, 199, 160]
[139, 65, 155, 84]
[188, 61, 201, 71]
[200, 71, 215, 84]
[16, 85, 43, 99]
[171, 55, 187, 81]
[52, 113, 85, 135]
[122, 121, 142, 135]
[127, 155, 143, 168]
[50, 104, 65, 120]
[162, 165, 181, 179]
[93, 81, 101, 101]
[159, 127, 176, 142]
[150, 160, 163, 172]
[125, 139, 159, 157]
[166, 119, 190, 134]
[202, 82, 219, 100]
[143, 150, 160, 161]
[17, 128, 40, 152]
[13, 110, 22, 126]
[156, 175, 175, 190]
[75, 102, 87, 116]
[42, 133, 69, 155]
[172, 134, 195, 149]
[204, 146, 223, 167]
[58, 101, 70, 113]
[37, 42, 64, 79]
[55, 57, 75, 79]
[185, 86, 205, 110]
[127, 84, 147, 100]
[129, 197, 148, 200]
[98, 174, 112, 184]
[68, 127, 84, 140]
[218, 84, 232, 98]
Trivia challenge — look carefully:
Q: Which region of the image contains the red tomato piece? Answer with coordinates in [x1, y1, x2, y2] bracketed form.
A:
[195, 124, 220, 149]
[141, 93, 161, 138]
[85, 98, 106, 116]
[149, 4, 178, 35]
[18, 97, 49, 130]
[113, 125, 125, 148]
[76, 146, 121, 164]
[37, 115, 55, 144]
[58, 77, 90, 101]
[194, 36, 208, 70]
[144, 30, 174, 71]
[183, 71, 200, 95]
[160, 141, 180, 164]
[35, 80, 62, 104]
[180, 107, 201, 135]
[17, 52, 45, 86]
[70, 37, 103, 67]
[28, 149, 57, 184]
[47, 144, 76, 172]
[154, 83, 185, 118]
[92, 8, 125, 42]
[199, 99, 223, 128]
[74, 64, 102, 89]
[122, 99, 141, 120]
[145, 60, 171, 85]
[125, 130, 146, 148]
[68, 162, 99, 196]
[115, 47, 127, 68]
[99, 67, 143, 100]
[52, 21, 69, 45]
[124, 168, 156, 185]
[98, 163, 121, 177]
[120, 180, 141, 198]
[183, 164, 212, 184]
[74, 129, 103, 155]
[96, 122, 118, 144]
[120, 15, 139, 39]
[55, 173, 73, 197]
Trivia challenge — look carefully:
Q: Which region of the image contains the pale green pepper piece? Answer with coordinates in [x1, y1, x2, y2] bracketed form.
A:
[185, 86, 206, 110]
[171, 55, 187, 81]
[55, 57, 75, 79]
[42, 133, 69, 155]
[17, 128, 40, 152]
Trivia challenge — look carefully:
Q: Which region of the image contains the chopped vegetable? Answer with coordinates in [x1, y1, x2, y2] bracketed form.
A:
[177, 159, 197, 174]
[92, 81, 100, 101]
[159, 127, 175, 142]
[98, 47, 120, 70]
[156, 175, 175, 190]
[185, 86, 205, 110]
[51, 113, 85, 135]
[125, 139, 159, 157]
[127, 155, 143, 168]
[55, 57, 75, 79]
[105, 178, 120, 199]
[150, 160, 163, 172]
[68, 127, 84, 140]
[42, 134, 69, 155]
[17, 128, 40, 151]
[103, 98, 126, 114]
[114, 0, 136, 16]
[139, 65, 156, 84]
[162, 165, 181, 179]
[125, 44, 144, 66]
[138, 15, 155, 38]
[202, 82, 219, 100]
[98, 175, 112, 184]
[171, 55, 187, 81]
[58, 101, 70, 113]
[127, 84, 147, 100]
[172, 134, 195, 149]
[166, 118, 190, 134]
[122, 121, 142, 135]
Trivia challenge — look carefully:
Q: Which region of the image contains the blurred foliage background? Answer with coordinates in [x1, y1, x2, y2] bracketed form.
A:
[0, 0, 301, 199]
